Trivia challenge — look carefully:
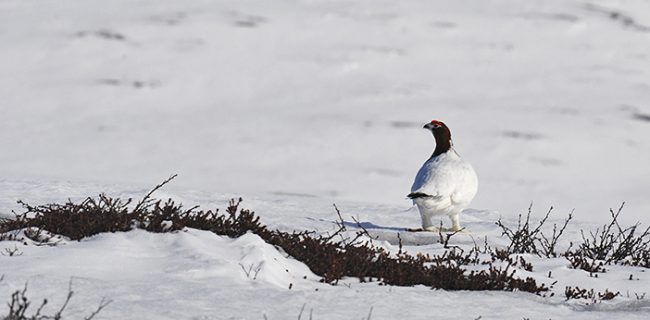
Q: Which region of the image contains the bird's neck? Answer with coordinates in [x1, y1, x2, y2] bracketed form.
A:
[431, 130, 452, 158]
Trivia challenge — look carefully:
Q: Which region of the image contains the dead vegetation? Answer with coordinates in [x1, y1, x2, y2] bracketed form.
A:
[564, 286, 619, 303]
[0, 176, 548, 295]
[495, 202, 649, 274]
[2, 177, 647, 303]
[1, 279, 111, 320]
[494, 202, 649, 303]
[572, 203, 650, 268]
[496, 204, 573, 258]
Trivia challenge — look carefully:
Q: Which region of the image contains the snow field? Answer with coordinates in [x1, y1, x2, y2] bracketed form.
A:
[2, 0, 650, 318]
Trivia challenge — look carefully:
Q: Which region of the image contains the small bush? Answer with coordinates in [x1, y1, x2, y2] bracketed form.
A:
[565, 286, 619, 303]
[572, 203, 649, 267]
[496, 202, 649, 273]
[496, 205, 572, 257]
[564, 252, 606, 273]
[558, 203, 650, 273]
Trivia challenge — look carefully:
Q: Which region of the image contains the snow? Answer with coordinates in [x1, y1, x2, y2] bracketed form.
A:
[2, 224, 650, 319]
[1, 0, 650, 318]
[2, 187, 649, 319]
[1, 0, 649, 220]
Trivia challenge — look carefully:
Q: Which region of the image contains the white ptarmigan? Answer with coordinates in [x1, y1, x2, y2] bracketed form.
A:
[408, 120, 478, 232]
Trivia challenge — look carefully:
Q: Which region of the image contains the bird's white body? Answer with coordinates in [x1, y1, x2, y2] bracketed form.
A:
[410, 148, 478, 231]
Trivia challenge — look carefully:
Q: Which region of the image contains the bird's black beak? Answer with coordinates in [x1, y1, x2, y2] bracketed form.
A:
[423, 123, 433, 130]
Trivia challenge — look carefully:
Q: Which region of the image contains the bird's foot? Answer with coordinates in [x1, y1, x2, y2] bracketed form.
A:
[424, 226, 442, 232]
[446, 227, 470, 234]
[405, 227, 441, 232]
[408, 226, 443, 232]
[405, 227, 425, 232]
[406, 227, 469, 233]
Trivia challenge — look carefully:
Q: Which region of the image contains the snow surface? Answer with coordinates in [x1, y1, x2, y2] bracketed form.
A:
[2, 184, 650, 319]
[1, 0, 649, 219]
[1, 0, 650, 319]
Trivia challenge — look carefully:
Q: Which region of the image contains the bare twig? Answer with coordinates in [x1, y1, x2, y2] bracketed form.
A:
[333, 204, 345, 229]
[2, 245, 23, 256]
[539, 210, 573, 257]
[297, 303, 306, 320]
[239, 262, 263, 280]
[325, 204, 347, 242]
[396, 233, 403, 255]
[53, 280, 75, 319]
[365, 306, 374, 320]
[438, 222, 464, 249]
[85, 297, 113, 320]
[351, 215, 377, 244]
[133, 174, 178, 213]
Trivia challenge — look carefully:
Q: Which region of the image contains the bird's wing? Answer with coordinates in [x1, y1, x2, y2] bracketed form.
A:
[410, 159, 456, 198]
[410, 154, 477, 209]
[409, 164, 453, 210]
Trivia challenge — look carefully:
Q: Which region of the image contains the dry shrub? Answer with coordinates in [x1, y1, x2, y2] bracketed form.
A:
[565, 286, 619, 303]
[0, 176, 548, 295]
[1, 279, 110, 320]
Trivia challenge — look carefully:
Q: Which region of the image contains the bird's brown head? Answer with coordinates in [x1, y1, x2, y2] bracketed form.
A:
[423, 120, 447, 131]
[424, 120, 452, 157]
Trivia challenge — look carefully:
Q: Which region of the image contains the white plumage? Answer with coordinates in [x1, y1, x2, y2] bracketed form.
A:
[408, 120, 478, 232]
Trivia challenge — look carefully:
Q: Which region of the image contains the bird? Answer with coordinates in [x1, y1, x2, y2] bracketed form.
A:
[407, 120, 478, 232]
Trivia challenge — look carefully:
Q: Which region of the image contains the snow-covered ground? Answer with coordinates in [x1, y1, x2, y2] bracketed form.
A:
[1, 192, 650, 320]
[1, 0, 650, 219]
[2, 225, 650, 320]
[1, 0, 649, 319]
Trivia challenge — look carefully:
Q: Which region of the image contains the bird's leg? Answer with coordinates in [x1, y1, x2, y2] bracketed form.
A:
[420, 212, 438, 232]
[423, 225, 441, 232]
[449, 213, 462, 232]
